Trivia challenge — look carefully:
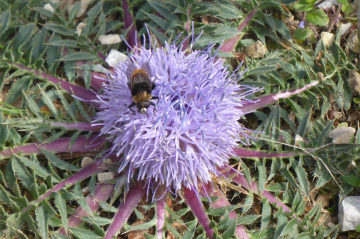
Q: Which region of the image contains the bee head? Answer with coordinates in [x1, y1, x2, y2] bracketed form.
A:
[137, 102, 150, 114]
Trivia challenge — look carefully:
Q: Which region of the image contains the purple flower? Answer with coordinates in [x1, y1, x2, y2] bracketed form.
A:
[298, 20, 305, 29]
[93, 38, 259, 192]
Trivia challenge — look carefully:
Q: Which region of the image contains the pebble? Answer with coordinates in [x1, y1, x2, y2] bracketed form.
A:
[348, 70, 360, 96]
[346, 29, 359, 53]
[97, 172, 114, 182]
[339, 196, 360, 231]
[81, 157, 94, 168]
[98, 34, 121, 45]
[321, 32, 335, 46]
[245, 40, 267, 58]
[328, 127, 356, 144]
[76, 22, 86, 36]
[105, 49, 128, 68]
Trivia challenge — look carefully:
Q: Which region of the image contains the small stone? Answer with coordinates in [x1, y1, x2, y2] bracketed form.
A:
[76, 22, 86, 36]
[348, 70, 360, 96]
[44, 3, 55, 13]
[340, 23, 353, 36]
[105, 49, 128, 68]
[77, 0, 93, 18]
[82, 186, 89, 193]
[98, 34, 121, 45]
[295, 134, 304, 142]
[97, 172, 114, 182]
[245, 40, 267, 58]
[339, 196, 360, 231]
[346, 29, 359, 53]
[81, 157, 93, 168]
[328, 127, 356, 144]
[321, 32, 335, 47]
[316, 0, 339, 9]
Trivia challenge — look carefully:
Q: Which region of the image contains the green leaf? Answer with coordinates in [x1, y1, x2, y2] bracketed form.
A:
[293, 0, 316, 11]
[280, 218, 297, 236]
[294, 158, 309, 197]
[36, 204, 49, 239]
[261, 199, 271, 229]
[57, 89, 77, 122]
[280, 167, 300, 191]
[221, 219, 236, 239]
[55, 193, 68, 232]
[0, 112, 8, 145]
[12, 23, 35, 61]
[235, 215, 261, 225]
[306, 9, 329, 26]
[206, 205, 244, 216]
[16, 155, 58, 182]
[342, 174, 360, 188]
[31, 28, 47, 63]
[23, 93, 41, 118]
[41, 149, 79, 171]
[68, 228, 102, 239]
[5, 75, 32, 105]
[68, 2, 81, 22]
[73, 183, 92, 216]
[214, 0, 244, 19]
[34, 7, 54, 19]
[40, 87, 60, 121]
[257, 160, 266, 193]
[295, 110, 311, 137]
[246, 66, 277, 76]
[45, 24, 73, 36]
[12, 156, 33, 189]
[182, 220, 197, 239]
[0, 10, 10, 36]
[61, 52, 97, 61]
[50, 40, 78, 48]
[148, 1, 179, 22]
[294, 28, 313, 40]
[82, 216, 112, 226]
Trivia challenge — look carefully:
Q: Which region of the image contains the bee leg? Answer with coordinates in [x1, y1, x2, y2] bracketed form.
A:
[151, 96, 159, 102]
[128, 102, 136, 113]
[150, 101, 157, 112]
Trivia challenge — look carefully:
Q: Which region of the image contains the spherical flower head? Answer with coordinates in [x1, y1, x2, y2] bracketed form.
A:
[94, 39, 255, 192]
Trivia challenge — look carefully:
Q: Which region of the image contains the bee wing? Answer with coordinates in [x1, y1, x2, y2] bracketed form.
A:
[140, 62, 152, 77]
[126, 63, 138, 84]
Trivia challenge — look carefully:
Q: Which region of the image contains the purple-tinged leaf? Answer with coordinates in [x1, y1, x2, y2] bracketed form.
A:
[59, 183, 114, 235]
[221, 167, 302, 223]
[238, 81, 319, 114]
[201, 183, 249, 239]
[74, 61, 111, 91]
[122, 0, 139, 50]
[10, 63, 101, 110]
[181, 6, 192, 51]
[233, 148, 315, 158]
[218, 6, 259, 54]
[22, 157, 116, 214]
[183, 186, 214, 239]
[91, 71, 110, 91]
[155, 185, 167, 239]
[0, 135, 104, 158]
[50, 122, 99, 132]
[104, 184, 145, 239]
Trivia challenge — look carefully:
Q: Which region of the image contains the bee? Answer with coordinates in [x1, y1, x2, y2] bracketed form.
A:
[126, 62, 158, 114]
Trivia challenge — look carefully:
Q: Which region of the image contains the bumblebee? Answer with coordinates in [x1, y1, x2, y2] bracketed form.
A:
[126, 62, 157, 114]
